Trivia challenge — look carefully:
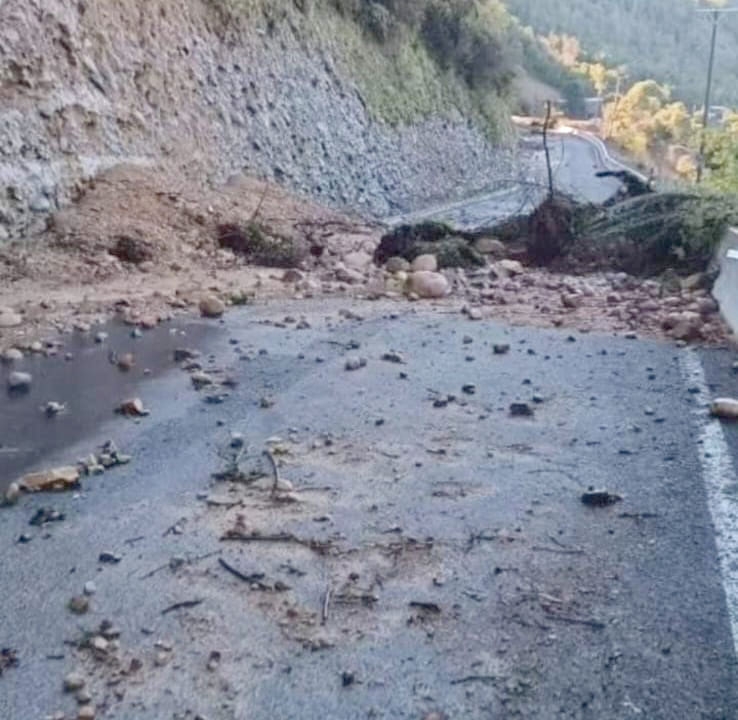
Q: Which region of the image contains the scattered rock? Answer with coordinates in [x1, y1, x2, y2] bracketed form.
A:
[497, 259, 524, 277]
[345, 356, 367, 371]
[493, 344, 510, 355]
[1, 348, 23, 363]
[116, 353, 135, 371]
[466, 307, 483, 320]
[462, 384, 476, 395]
[191, 372, 215, 389]
[206, 650, 222, 672]
[29, 507, 65, 526]
[64, 672, 86, 692]
[509, 402, 534, 417]
[282, 269, 305, 283]
[199, 295, 226, 318]
[385, 256, 411, 273]
[94, 332, 108, 344]
[407, 271, 450, 299]
[343, 251, 373, 270]
[7, 371, 32, 392]
[83, 581, 97, 596]
[381, 351, 405, 364]
[561, 293, 582, 310]
[3, 482, 21, 506]
[711, 398, 738, 420]
[68, 596, 90, 615]
[473, 237, 506, 255]
[78, 705, 95, 720]
[43, 401, 66, 417]
[76, 688, 92, 705]
[0, 307, 22, 328]
[117, 398, 149, 417]
[98, 551, 122, 564]
[581, 489, 623, 507]
[697, 297, 719, 316]
[260, 396, 276, 409]
[20, 466, 80, 492]
[410, 254, 438, 272]
[174, 348, 200, 363]
[29, 341, 43, 354]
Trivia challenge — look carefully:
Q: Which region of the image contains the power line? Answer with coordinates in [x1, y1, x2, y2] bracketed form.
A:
[696, 7, 738, 183]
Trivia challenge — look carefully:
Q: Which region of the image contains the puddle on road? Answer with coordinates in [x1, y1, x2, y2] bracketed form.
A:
[0, 319, 221, 491]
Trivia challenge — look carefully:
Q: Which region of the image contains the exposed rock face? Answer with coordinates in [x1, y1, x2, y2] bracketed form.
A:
[0, 0, 517, 243]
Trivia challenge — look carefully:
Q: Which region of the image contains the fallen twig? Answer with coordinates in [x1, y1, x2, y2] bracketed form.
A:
[321, 584, 332, 625]
[140, 550, 221, 580]
[263, 449, 280, 499]
[161, 599, 204, 615]
[219, 557, 271, 590]
[532, 545, 585, 556]
[542, 611, 605, 630]
[220, 530, 332, 554]
[450, 675, 497, 686]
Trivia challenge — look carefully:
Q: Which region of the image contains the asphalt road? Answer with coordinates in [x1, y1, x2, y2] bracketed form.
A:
[389, 132, 623, 229]
[1, 300, 738, 720]
[2, 133, 738, 719]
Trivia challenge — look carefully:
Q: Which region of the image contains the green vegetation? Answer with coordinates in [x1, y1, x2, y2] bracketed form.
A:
[210, 0, 576, 140]
[504, 0, 738, 107]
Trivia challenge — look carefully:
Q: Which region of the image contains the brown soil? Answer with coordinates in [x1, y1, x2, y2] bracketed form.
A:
[0, 165, 380, 348]
[0, 164, 733, 353]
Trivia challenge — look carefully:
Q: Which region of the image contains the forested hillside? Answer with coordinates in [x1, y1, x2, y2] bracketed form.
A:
[504, 0, 738, 107]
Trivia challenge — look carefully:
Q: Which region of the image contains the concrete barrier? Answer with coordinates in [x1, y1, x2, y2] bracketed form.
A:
[712, 227, 738, 337]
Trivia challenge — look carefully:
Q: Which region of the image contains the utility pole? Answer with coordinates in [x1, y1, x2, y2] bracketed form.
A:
[696, 5, 738, 183]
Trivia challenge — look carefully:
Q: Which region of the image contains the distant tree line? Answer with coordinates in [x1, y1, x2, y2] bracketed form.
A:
[504, 0, 738, 108]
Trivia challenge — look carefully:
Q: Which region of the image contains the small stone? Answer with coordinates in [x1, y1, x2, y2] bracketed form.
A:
[117, 353, 135, 371]
[698, 297, 719, 316]
[206, 650, 222, 672]
[260, 396, 275, 409]
[44, 401, 66, 417]
[117, 398, 149, 417]
[77, 705, 95, 720]
[76, 689, 92, 705]
[68, 596, 89, 614]
[581, 489, 622, 507]
[29, 341, 43, 353]
[463, 335, 473, 345]
[381, 351, 405, 364]
[4, 482, 21, 505]
[467, 307, 483, 321]
[385, 256, 411, 273]
[64, 672, 86, 692]
[509, 403, 534, 417]
[0, 307, 22, 328]
[90, 636, 109, 654]
[341, 671, 356, 687]
[199, 296, 226, 318]
[345, 356, 367, 371]
[131, 328, 143, 338]
[407, 271, 449, 299]
[1, 348, 23, 363]
[644, 407, 656, 416]
[462, 384, 476, 395]
[154, 651, 170, 667]
[191, 372, 214, 389]
[410, 254, 438, 272]
[473, 237, 505, 255]
[94, 332, 108, 344]
[174, 348, 199, 363]
[497, 259, 524, 277]
[20, 466, 80, 492]
[83, 581, 97, 596]
[493, 344, 510, 355]
[561, 293, 582, 309]
[98, 551, 122, 564]
[282, 269, 305, 283]
[230, 432, 245, 448]
[7, 371, 32, 391]
[711, 398, 738, 420]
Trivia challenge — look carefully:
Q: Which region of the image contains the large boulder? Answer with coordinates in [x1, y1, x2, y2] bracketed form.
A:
[407, 271, 450, 299]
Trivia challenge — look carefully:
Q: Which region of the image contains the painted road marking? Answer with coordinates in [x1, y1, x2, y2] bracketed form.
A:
[681, 350, 738, 652]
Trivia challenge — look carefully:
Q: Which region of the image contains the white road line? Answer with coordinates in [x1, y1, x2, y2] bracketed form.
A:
[681, 349, 738, 651]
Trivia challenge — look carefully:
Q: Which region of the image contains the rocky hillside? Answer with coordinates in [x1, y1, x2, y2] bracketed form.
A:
[0, 0, 525, 244]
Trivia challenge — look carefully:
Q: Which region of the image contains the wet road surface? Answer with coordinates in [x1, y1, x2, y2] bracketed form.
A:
[1, 299, 738, 719]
